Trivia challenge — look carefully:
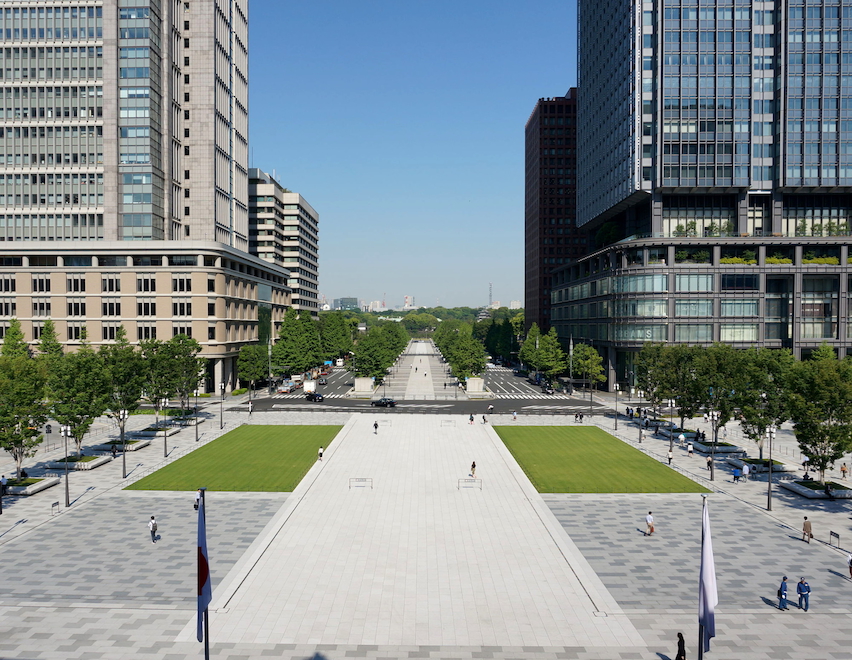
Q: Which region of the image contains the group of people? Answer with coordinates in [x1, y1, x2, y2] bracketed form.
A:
[573, 413, 585, 423]
[732, 463, 750, 483]
[777, 576, 812, 611]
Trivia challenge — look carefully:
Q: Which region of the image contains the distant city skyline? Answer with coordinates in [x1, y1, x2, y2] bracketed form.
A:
[248, 0, 577, 308]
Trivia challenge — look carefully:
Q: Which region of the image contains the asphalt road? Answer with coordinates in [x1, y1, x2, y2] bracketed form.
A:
[483, 365, 547, 396]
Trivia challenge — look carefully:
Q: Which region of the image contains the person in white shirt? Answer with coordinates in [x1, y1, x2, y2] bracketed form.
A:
[318, 446, 324, 461]
[194, 489, 202, 511]
[667, 450, 674, 465]
[742, 462, 750, 481]
[148, 516, 158, 543]
[678, 433, 686, 447]
[645, 512, 654, 536]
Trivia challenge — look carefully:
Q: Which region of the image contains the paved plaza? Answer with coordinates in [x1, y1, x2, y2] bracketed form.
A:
[2, 403, 852, 658]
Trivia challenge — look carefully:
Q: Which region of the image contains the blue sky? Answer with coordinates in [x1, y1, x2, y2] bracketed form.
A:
[248, 1, 577, 309]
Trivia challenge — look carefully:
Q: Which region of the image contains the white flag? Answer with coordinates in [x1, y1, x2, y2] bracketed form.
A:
[698, 497, 718, 652]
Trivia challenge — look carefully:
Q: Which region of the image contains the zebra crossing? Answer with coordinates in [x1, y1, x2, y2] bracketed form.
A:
[489, 393, 572, 400]
[270, 392, 347, 400]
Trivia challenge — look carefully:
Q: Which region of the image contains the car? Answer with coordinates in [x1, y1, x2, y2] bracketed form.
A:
[371, 397, 396, 407]
[541, 385, 554, 395]
[305, 392, 324, 402]
[318, 377, 328, 385]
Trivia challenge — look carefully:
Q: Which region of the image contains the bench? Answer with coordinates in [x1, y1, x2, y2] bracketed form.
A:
[349, 478, 373, 490]
[458, 478, 482, 490]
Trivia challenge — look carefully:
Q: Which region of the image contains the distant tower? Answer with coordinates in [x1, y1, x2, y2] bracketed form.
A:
[489, 283, 493, 308]
[382, 292, 386, 309]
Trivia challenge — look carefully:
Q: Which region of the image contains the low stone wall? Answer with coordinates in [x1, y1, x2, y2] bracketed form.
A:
[692, 440, 744, 455]
[727, 457, 796, 473]
[6, 476, 61, 496]
[45, 455, 112, 471]
[91, 439, 152, 452]
[779, 480, 852, 499]
[134, 427, 180, 438]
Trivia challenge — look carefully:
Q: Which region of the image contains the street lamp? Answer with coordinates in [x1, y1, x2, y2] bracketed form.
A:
[219, 382, 225, 430]
[707, 410, 720, 481]
[614, 382, 619, 431]
[59, 424, 71, 507]
[194, 389, 199, 442]
[119, 409, 128, 479]
[767, 424, 777, 510]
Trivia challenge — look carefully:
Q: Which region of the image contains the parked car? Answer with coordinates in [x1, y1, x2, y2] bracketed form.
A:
[305, 392, 324, 402]
[371, 397, 396, 408]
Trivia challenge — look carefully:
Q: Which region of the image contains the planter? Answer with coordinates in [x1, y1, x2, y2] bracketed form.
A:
[660, 428, 698, 440]
[692, 440, 744, 455]
[727, 457, 796, 473]
[134, 427, 181, 438]
[6, 476, 61, 496]
[92, 439, 151, 452]
[45, 455, 112, 471]
[780, 480, 852, 499]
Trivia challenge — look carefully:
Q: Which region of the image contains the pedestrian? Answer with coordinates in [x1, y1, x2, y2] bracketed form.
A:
[703, 412, 708, 424]
[625, 406, 630, 417]
[248, 400, 253, 415]
[742, 462, 750, 481]
[706, 455, 713, 471]
[373, 421, 379, 434]
[579, 413, 584, 423]
[778, 576, 789, 610]
[797, 577, 811, 611]
[732, 467, 741, 483]
[667, 450, 673, 465]
[148, 515, 158, 544]
[487, 404, 494, 414]
[802, 456, 809, 471]
[687, 442, 694, 457]
[645, 511, 654, 536]
[444, 383, 447, 390]
[0, 474, 6, 495]
[847, 554, 852, 579]
[640, 428, 646, 443]
[842, 463, 849, 480]
[424, 372, 427, 377]
[111, 444, 117, 459]
[722, 426, 728, 440]
[470, 461, 476, 478]
[469, 414, 474, 425]
[318, 446, 324, 461]
[575, 413, 579, 423]
[194, 489, 201, 510]
[675, 632, 686, 660]
[678, 432, 685, 447]
[415, 367, 418, 373]
[512, 410, 517, 421]
[482, 415, 487, 424]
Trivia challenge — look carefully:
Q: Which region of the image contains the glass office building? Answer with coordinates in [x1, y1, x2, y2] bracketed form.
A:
[553, 0, 852, 386]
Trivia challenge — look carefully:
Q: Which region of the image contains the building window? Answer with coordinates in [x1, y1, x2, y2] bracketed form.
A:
[67, 324, 84, 341]
[33, 276, 51, 292]
[137, 275, 156, 292]
[674, 300, 714, 316]
[721, 274, 759, 290]
[720, 323, 759, 342]
[0, 298, 17, 316]
[102, 299, 122, 316]
[721, 299, 759, 316]
[66, 276, 86, 293]
[137, 299, 157, 316]
[32, 323, 44, 340]
[173, 325, 192, 338]
[0, 275, 15, 292]
[173, 299, 192, 316]
[32, 298, 51, 317]
[675, 274, 714, 293]
[173, 275, 192, 292]
[102, 324, 120, 341]
[67, 298, 86, 316]
[208, 326, 216, 340]
[674, 324, 714, 342]
[208, 301, 216, 315]
[208, 279, 216, 292]
[102, 274, 121, 292]
[137, 323, 157, 340]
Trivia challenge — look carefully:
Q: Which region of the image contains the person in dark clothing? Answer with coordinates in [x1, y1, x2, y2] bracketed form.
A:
[675, 632, 686, 660]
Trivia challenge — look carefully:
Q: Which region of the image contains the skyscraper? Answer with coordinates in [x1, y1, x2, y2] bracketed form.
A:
[0, 1, 289, 389]
[551, 0, 852, 385]
[524, 90, 586, 332]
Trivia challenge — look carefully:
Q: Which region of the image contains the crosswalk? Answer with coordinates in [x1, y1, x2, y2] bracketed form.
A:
[270, 392, 347, 400]
[489, 393, 572, 400]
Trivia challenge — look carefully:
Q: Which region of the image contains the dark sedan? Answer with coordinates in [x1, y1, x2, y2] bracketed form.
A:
[305, 392, 324, 402]
[371, 397, 396, 407]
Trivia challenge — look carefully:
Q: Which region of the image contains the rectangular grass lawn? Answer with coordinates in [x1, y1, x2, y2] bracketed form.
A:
[495, 426, 708, 493]
[126, 425, 341, 492]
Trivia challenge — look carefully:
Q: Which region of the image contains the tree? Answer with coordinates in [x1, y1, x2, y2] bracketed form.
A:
[518, 323, 542, 370]
[237, 344, 267, 396]
[787, 350, 852, 482]
[1, 318, 29, 358]
[735, 348, 794, 459]
[352, 323, 408, 379]
[537, 328, 567, 381]
[273, 308, 323, 375]
[38, 319, 64, 365]
[0, 355, 48, 478]
[50, 335, 109, 457]
[100, 327, 145, 468]
[657, 344, 704, 433]
[170, 334, 206, 418]
[635, 343, 668, 417]
[298, 312, 323, 370]
[319, 312, 353, 359]
[571, 343, 606, 399]
[140, 339, 177, 431]
[443, 324, 486, 381]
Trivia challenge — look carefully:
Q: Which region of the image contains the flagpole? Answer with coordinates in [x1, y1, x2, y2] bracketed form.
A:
[698, 492, 705, 660]
[203, 488, 210, 660]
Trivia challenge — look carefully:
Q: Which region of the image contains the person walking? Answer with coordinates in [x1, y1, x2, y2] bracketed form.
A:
[248, 400, 253, 416]
[373, 421, 379, 434]
[678, 432, 686, 447]
[148, 515, 158, 544]
[318, 446, 324, 461]
[742, 462, 750, 481]
[802, 516, 813, 543]
[470, 461, 476, 478]
[675, 632, 686, 660]
[667, 450, 673, 465]
[194, 489, 202, 511]
[0, 474, 6, 496]
[111, 444, 118, 459]
[640, 428, 646, 443]
[687, 442, 694, 457]
[645, 511, 654, 536]
[842, 463, 849, 480]
[706, 455, 713, 471]
[487, 404, 494, 415]
[469, 414, 474, 425]
[797, 577, 811, 611]
[482, 415, 487, 424]
[778, 576, 789, 610]
[511, 410, 517, 421]
[847, 554, 852, 579]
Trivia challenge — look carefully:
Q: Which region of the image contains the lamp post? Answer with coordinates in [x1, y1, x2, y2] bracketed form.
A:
[614, 383, 619, 431]
[767, 424, 777, 510]
[119, 409, 128, 479]
[60, 424, 71, 507]
[219, 382, 225, 430]
[708, 409, 720, 481]
[194, 389, 199, 442]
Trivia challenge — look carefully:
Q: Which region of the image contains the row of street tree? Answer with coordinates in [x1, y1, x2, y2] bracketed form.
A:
[635, 342, 852, 482]
[433, 320, 487, 381]
[351, 323, 409, 380]
[0, 319, 205, 478]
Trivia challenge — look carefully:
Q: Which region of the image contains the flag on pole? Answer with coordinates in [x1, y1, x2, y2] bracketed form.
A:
[698, 496, 718, 652]
[197, 495, 212, 642]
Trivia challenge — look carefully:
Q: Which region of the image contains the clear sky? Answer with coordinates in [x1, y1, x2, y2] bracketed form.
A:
[248, 0, 577, 309]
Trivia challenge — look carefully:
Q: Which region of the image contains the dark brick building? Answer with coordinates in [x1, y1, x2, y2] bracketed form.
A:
[524, 89, 586, 332]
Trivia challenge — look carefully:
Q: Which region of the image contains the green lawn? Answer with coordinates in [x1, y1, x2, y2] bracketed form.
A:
[126, 425, 342, 492]
[494, 426, 709, 493]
